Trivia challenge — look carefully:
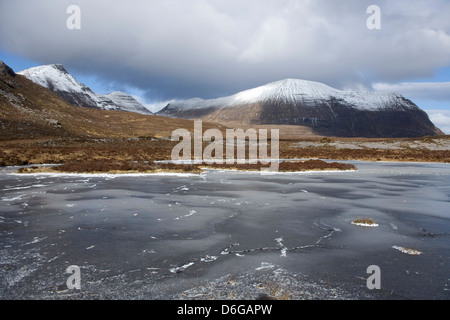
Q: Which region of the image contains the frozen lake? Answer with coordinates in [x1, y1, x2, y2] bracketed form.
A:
[0, 161, 449, 300]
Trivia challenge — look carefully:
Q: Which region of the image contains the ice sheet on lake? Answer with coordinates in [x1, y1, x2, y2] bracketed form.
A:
[0, 160, 449, 299]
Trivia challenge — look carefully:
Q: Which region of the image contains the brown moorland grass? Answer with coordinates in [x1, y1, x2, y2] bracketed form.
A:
[279, 137, 450, 163]
[16, 160, 203, 174]
[204, 159, 355, 172]
[1, 136, 449, 169]
[16, 159, 356, 174]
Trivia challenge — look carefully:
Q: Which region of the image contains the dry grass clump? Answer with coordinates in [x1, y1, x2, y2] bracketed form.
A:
[281, 140, 450, 163]
[205, 159, 356, 172]
[54, 160, 204, 174]
[17, 160, 203, 174]
[353, 218, 376, 225]
[0, 150, 30, 166]
[15, 159, 357, 174]
[280, 159, 355, 171]
[56, 160, 147, 173]
[351, 217, 379, 227]
[256, 281, 295, 300]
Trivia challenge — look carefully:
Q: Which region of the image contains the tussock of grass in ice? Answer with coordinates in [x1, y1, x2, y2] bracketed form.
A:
[351, 218, 379, 227]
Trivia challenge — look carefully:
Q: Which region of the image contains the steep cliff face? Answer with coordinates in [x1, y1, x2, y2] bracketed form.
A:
[159, 79, 443, 138]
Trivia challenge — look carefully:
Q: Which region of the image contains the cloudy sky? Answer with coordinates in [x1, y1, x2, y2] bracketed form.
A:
[1, 0, 450, 132]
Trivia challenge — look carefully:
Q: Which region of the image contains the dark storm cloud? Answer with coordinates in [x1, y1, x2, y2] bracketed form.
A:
[1, 0, 450, 101]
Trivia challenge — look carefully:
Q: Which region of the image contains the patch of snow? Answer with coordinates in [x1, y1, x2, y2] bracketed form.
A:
[25, 237, 47, 246]
[2, 195, 24, 201]
[200, 255, 218, 263]
[392, 246, 423, 255]
[390, 223, 399, 230]
[255, 262, 276, 271]
[169, 262, 195, 273]
[351, 221, 379, 227]
[275, 237, 288, 257]
[175, 210, 197, 220]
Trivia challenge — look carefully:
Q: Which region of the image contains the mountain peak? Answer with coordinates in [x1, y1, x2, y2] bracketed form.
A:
[18, 63, 152, 115]
[270, 78, 328, 86]
[0, 60, 16, 77]
[231, 78, 339, 104]
[21, 63, 68, 74]
[104, 91, 153, 114]
[18, 63, 94, 98]
[262, 78, 336, 89]
[50, 64, 68, 73]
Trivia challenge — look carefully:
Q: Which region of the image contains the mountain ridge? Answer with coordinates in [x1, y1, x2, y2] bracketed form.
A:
[18, 64, 152, 115]
[0, 60, 221, 141]
[158, 78, 442, 138]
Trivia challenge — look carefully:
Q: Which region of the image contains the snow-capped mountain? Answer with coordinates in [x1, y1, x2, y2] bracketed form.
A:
[1, 59, 209, 141]
[100, 91, 152, 115]
[18, 64, 152, 115]
[160, 79, 414, 114]
[158, 79, 441, 138]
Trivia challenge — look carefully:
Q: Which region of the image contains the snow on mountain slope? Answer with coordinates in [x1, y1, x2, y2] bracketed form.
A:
[162, 79, 412, 113]
[18, 64, 82, 92]
[230, 79, 339, 105]
[158, 78, 441, 138]
[18, 64, 104, 109]
[18, 64, 152, 114]
[102, 91, 152, 115]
